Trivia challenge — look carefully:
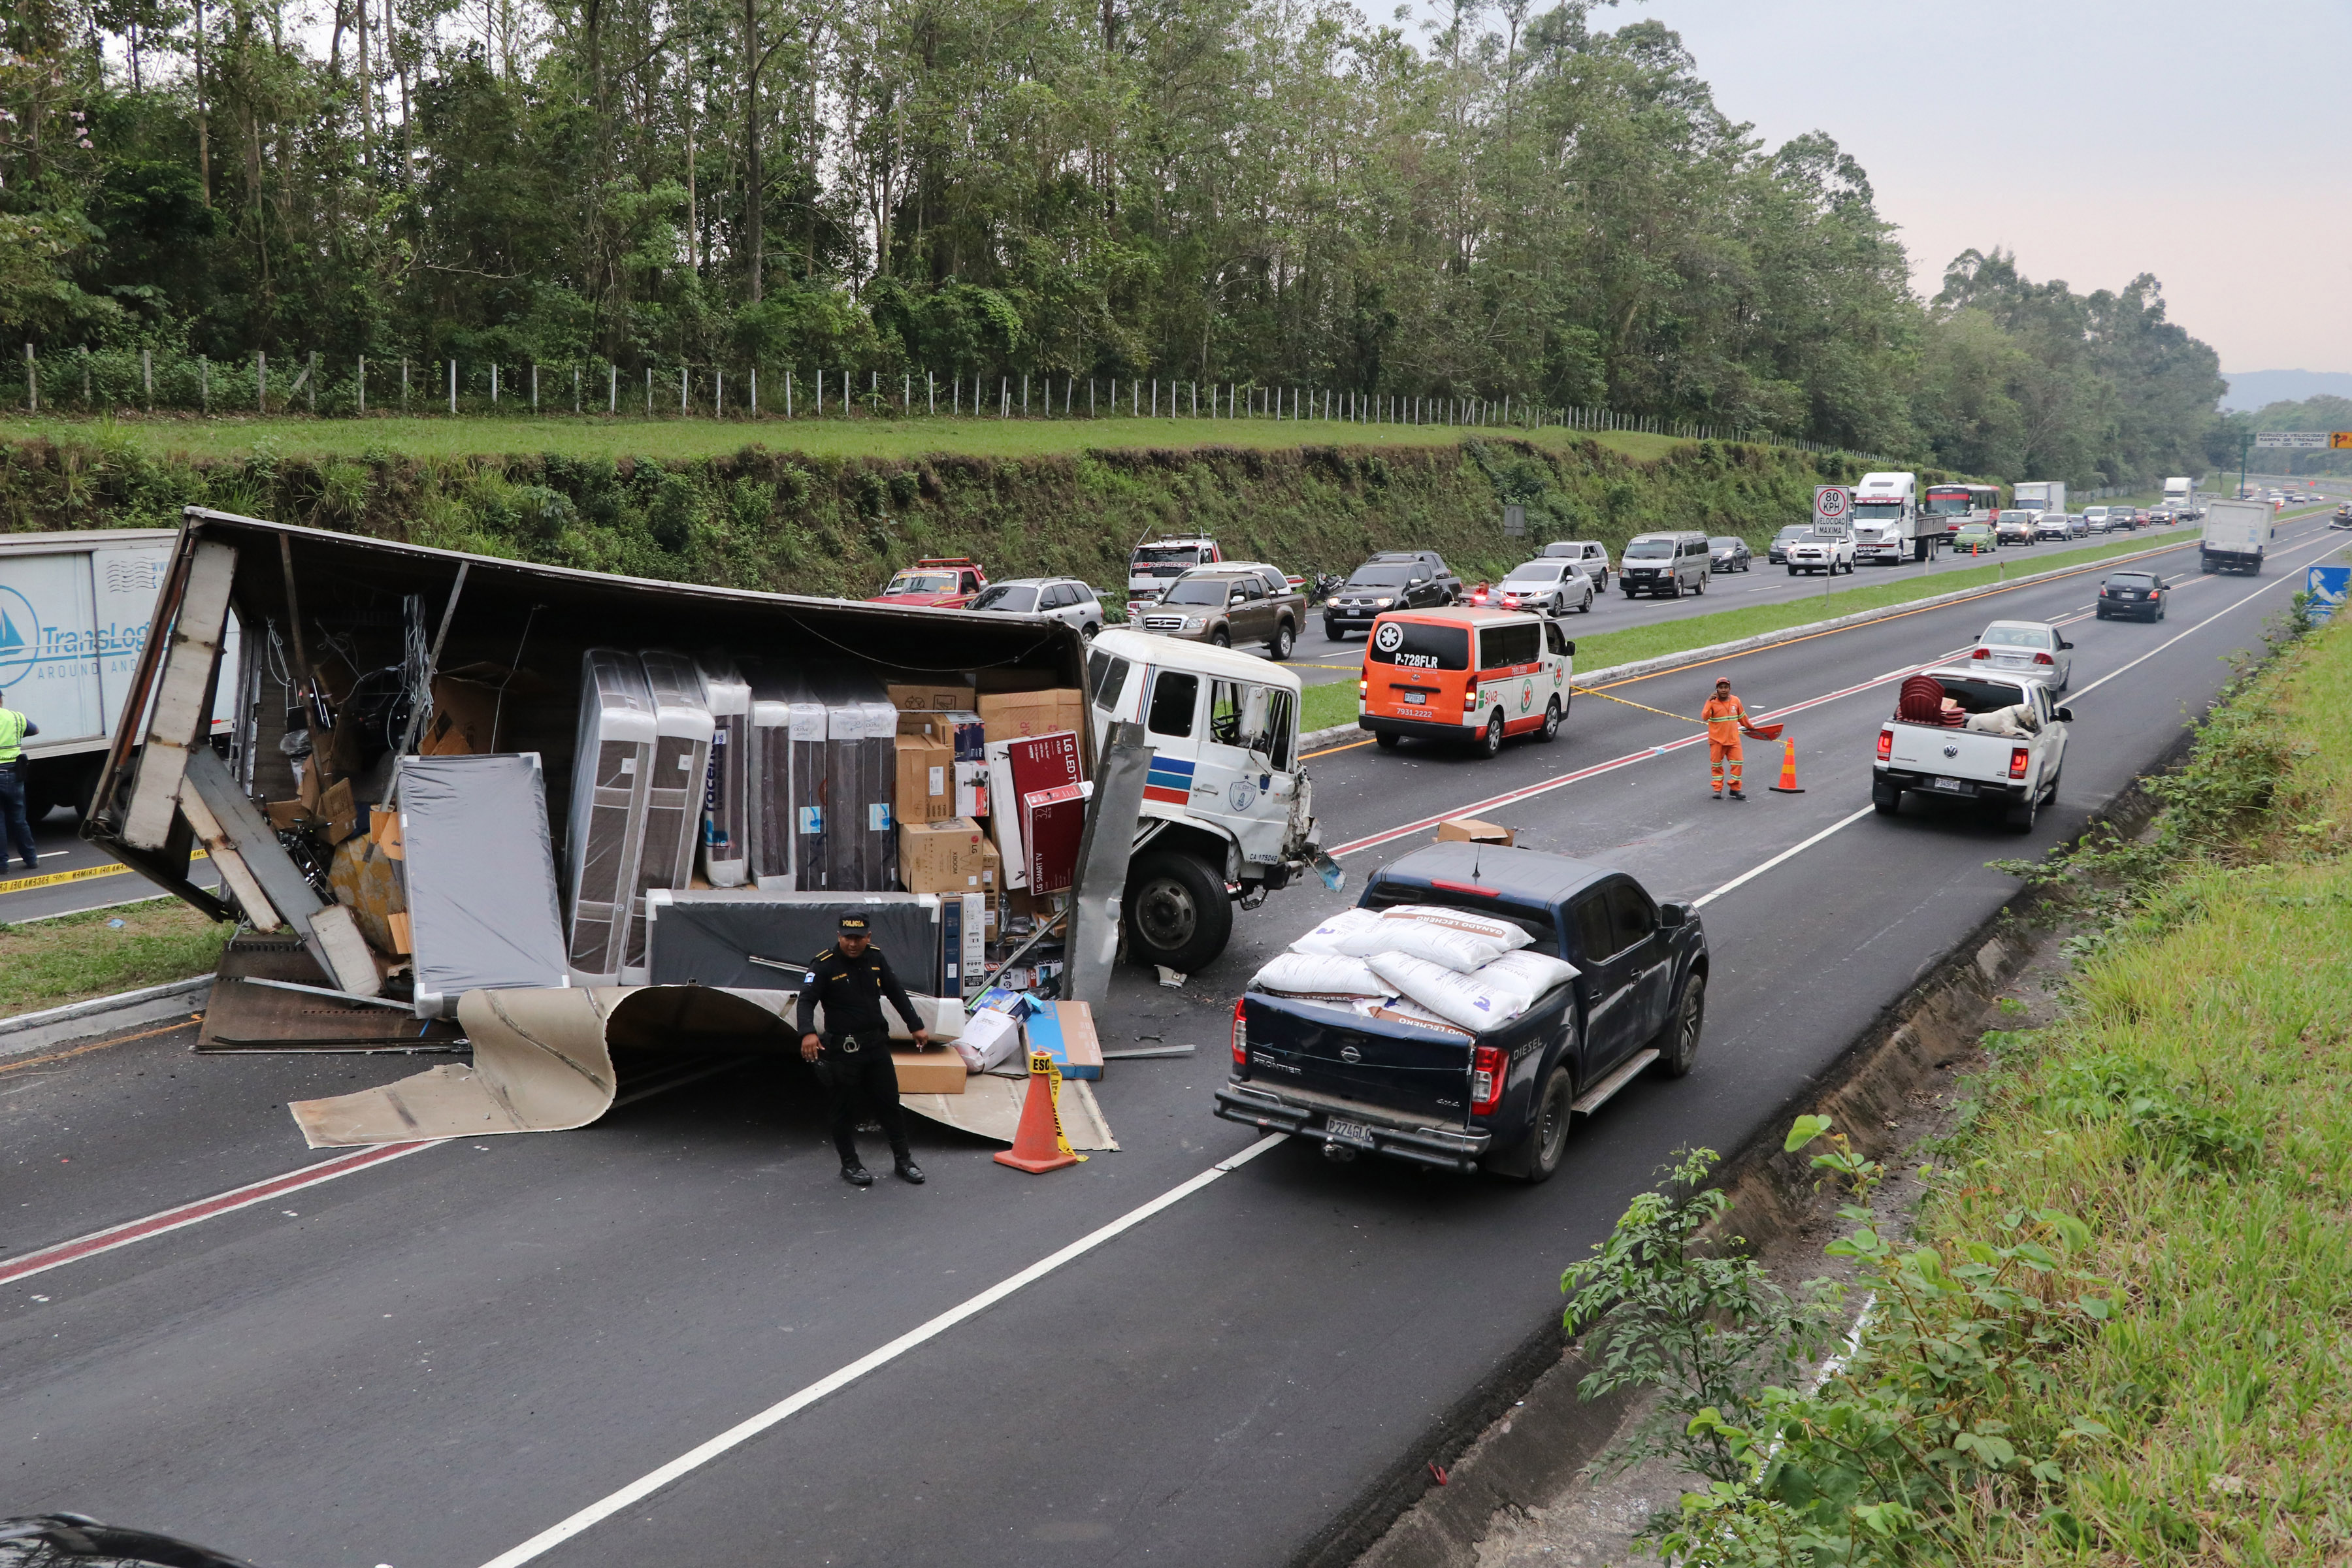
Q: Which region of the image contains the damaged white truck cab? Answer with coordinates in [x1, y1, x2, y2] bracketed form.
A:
[1086, 628, 1336, 973]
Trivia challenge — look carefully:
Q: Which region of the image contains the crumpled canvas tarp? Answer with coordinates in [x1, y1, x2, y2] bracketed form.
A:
[288, 984, 1116, 1151]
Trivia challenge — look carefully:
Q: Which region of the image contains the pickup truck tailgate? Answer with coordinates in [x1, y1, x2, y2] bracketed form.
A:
[1885, 722, 2016, 778]
[1239, 996, 1470, 1122]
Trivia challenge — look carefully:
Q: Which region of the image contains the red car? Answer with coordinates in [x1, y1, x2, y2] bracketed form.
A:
[869, 557, 988, 609]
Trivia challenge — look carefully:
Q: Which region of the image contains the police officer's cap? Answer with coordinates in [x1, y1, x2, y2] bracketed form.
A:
[838, 915, 871, 935]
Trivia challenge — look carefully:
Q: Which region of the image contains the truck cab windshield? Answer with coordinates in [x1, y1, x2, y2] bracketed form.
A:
[1851, 500, 1905, 519]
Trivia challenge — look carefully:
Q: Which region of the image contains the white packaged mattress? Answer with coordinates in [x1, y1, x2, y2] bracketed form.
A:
[626, 651, 716, 981]
[563, 649, 657, 983]
[698, 655, 751, 888]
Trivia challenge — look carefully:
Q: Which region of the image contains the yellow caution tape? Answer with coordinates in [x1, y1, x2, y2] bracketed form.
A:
[1569, 685, 1708, 725]
[0, 851, 208, 898]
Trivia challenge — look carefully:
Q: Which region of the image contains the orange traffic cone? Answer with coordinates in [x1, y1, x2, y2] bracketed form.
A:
[1768, 735, 1805, 794]
[994, 1050, 1084, 1173]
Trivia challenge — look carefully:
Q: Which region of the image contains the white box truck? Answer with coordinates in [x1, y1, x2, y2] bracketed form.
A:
[1850, 471, 1940, 563]
[2198, 499, 2272, 576]
[0, 528, 238, 820]
[2011, 481, 2067, 525]
[2163, 477, 2194, 512]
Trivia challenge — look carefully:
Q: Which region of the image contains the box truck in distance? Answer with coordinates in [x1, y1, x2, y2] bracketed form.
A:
[2199, 499, 2272, 575]
[2010, 481, 2066, 523]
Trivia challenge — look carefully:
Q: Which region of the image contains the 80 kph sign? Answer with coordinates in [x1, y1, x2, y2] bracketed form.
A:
[1812, 485, 1854, 529]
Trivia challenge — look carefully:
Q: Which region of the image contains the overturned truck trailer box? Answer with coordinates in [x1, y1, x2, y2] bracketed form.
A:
[86, 506, 1131, 1148]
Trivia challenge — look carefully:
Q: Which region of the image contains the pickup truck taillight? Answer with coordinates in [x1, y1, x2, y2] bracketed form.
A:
[1970, 647, 1990, 659]
[2009, 746, 2030, 779]
[1876, 728, 1893, 761]
[2033, 651, 2054, 665]
[1471, 1045, 1507, 1115]
[1230, 997, 1248, 1070]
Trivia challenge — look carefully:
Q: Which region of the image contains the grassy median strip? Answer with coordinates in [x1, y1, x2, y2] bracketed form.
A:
[1565, 610, 2352, 1565]
[0, 900, 231, 1020]
[1299, 531, 2195, 738]
[0, 412, 1686, 466]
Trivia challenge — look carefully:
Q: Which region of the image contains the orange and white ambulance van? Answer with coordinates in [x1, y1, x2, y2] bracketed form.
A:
[1356, 606, 1573, 758]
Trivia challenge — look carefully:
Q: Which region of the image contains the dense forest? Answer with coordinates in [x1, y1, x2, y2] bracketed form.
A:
[2, 0, 2228, 485]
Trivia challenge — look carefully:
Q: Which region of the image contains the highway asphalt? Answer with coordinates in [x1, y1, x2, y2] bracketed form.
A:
[3, 505, 2347, 1567]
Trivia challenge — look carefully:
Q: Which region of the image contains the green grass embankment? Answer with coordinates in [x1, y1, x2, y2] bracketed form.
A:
[0, 423, 1937, 605]
[0, 900, 231, 1019]
[1630, 610, 2352, 1564]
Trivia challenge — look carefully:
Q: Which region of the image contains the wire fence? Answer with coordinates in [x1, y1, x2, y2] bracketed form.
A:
[11, 342, 1893, 457]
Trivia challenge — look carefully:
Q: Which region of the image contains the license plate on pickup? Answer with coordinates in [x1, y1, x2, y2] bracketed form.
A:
[1403, 691, 1427, 706]
[1323, 1117, 1376, 1149]
[1931, 776, 1970, 794]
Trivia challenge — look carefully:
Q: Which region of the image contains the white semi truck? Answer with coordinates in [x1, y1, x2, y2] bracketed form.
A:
[1849, 471, 1940, 563]
[0, 529, 239, 821]
[2010, 481, 2067, 525]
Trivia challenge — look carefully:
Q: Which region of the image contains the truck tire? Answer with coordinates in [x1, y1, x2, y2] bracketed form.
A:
[1788, 565, 1799, 577]
[1484, 1062, 1573, 1183]
[1209, 627, 1230, 649]
[2004, 792, 2038, 833]
[1652, 972, 1705, 1078]
[1124, 850, 1233, 973]
[1269, 620, 1295, 661]
[1375, 731, 1401, 749]
[1324, 619, 1343, 640]
[1872, 778, 1902, 817]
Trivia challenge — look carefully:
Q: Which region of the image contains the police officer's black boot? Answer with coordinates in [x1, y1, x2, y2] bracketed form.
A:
[892, 1149, 926, 1184]
[840, 1159, 875, 1187]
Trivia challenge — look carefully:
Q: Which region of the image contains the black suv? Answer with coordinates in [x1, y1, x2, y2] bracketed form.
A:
[1323, 551, 1461, 638]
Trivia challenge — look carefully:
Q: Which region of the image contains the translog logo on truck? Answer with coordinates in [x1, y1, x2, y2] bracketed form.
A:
[0, 586, 41, 691]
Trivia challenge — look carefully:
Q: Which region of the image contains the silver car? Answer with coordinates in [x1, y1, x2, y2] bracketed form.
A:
[970, 576, 1105, 637]
[1494, 559, 1597, 615]
[1968, 619, 2073, 691]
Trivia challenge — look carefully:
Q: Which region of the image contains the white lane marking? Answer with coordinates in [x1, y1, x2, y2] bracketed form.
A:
[3, 1060, 752, 1287]
[1692, 808, 1876, 908]
[474, 1132, 1293, 1568]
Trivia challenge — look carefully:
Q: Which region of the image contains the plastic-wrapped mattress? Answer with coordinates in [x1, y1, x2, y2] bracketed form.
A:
[398, 753, 570, 1017]
[823, 696, 900, 891]
[698, 655, 750, 888]
[563, 650, 656, 983]
[747, 672, 826, 890]
[625, 651, 715, 981]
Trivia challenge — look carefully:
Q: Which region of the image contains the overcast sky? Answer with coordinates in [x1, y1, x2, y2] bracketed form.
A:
[1591, 0, 2352, 376]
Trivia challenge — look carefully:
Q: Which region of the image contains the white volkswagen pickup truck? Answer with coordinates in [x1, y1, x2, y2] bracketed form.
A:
[1872, 666, 2072, 832]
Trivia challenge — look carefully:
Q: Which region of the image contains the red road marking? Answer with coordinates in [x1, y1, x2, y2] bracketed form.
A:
[0, 1139, 441, 1288]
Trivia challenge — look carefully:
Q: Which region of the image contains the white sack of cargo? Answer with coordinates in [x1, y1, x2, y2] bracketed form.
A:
[1350, 996, 1475, 1040]
[1324, 911, 1518, 973]
[1476, 948, 1579, 997]
[1375, 905, 1534, 953]
[1367, 950, 1543, 1032]
[1289, 907, 1386, 956]
[1249, 951, 1389, 1000]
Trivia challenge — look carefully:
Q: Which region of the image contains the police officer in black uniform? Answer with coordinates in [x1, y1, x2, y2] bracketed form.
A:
[798, 914, 930, 1186]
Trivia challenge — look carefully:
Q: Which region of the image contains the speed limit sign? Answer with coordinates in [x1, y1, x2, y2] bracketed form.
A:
[1813, 485, 1853, 526]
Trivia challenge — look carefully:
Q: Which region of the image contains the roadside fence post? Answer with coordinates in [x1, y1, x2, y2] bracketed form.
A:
[491, 363, 499, 406]
[400, 358, 408, 410]
[927, 372, 934, 416]
[449, 357, 457, 414]
[143, 348, 154, 410]
[1001, 376, 1009, 417]
[717, 370, 725, 416]
[308, 351, 317, 412]
[22, 343, 33, 413]
[785, 370, 792, 419]
[258, 351, 267, 413]
[357, 355, 365, 414]
[1090, 378, 1096, 416]
[575, 365, 582, 414]
[750, 367, 757, 417]
[607, 362, 616, 415]
[681, 365, 688, 415]
[1023, 373, 1030, 417]
[645, 365, 652, 417]
[532, 363, 540, 410]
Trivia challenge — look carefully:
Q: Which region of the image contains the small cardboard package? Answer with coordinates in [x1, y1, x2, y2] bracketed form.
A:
[953, 1007, 1025, 1072]
[892, 1042, 969, 1094]
[893, 734, 956, 825]
[888, 681, 975, 712]
[1022, 1000, 1103, 1081]
[1022, 781, 1092, 895]
[977, 688, 1087, 746]
[1437, 815, 1514, 847]
[953, 760, 990, 818]
[900, 817, 991, 893]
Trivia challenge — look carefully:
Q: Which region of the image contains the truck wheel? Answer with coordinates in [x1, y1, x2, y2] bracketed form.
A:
[2004, 792, 2038, 834]
[1788, 566, 1799, 577]
[1652, 973, 1705, 1079]
[1124, 851, 1233, 973]
[1375, 731, 1401, 750]
[1476, 710, 1505, 758]
[1269, 621, 1295, 661]
[1488, 1064, 1574, 1184]
[1324, 619, 1343, 640]
[1872, 779, 1902, 817]
[1209, 627, 1230, 649]
[1537, 696, 1561, 743]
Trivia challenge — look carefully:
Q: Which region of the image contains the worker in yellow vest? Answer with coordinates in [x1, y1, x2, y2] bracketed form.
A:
[0, 704, 39, 870]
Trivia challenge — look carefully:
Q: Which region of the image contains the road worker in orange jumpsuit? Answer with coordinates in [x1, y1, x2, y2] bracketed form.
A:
[1701, 677, 1749, 800]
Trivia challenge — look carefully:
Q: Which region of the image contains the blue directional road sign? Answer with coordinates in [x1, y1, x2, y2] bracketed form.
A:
[2306, 564, 2351, 623]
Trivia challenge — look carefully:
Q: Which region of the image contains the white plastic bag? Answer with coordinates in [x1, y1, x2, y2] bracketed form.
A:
[1289, 907, 1387, 956]
[1368, 951, 1539, 1032]
[1250, 952, 1389, 1000]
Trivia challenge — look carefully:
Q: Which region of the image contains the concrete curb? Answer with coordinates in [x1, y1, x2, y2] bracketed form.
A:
[1297, 531, 2197, 754]
[0, 975, 213, 1060]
